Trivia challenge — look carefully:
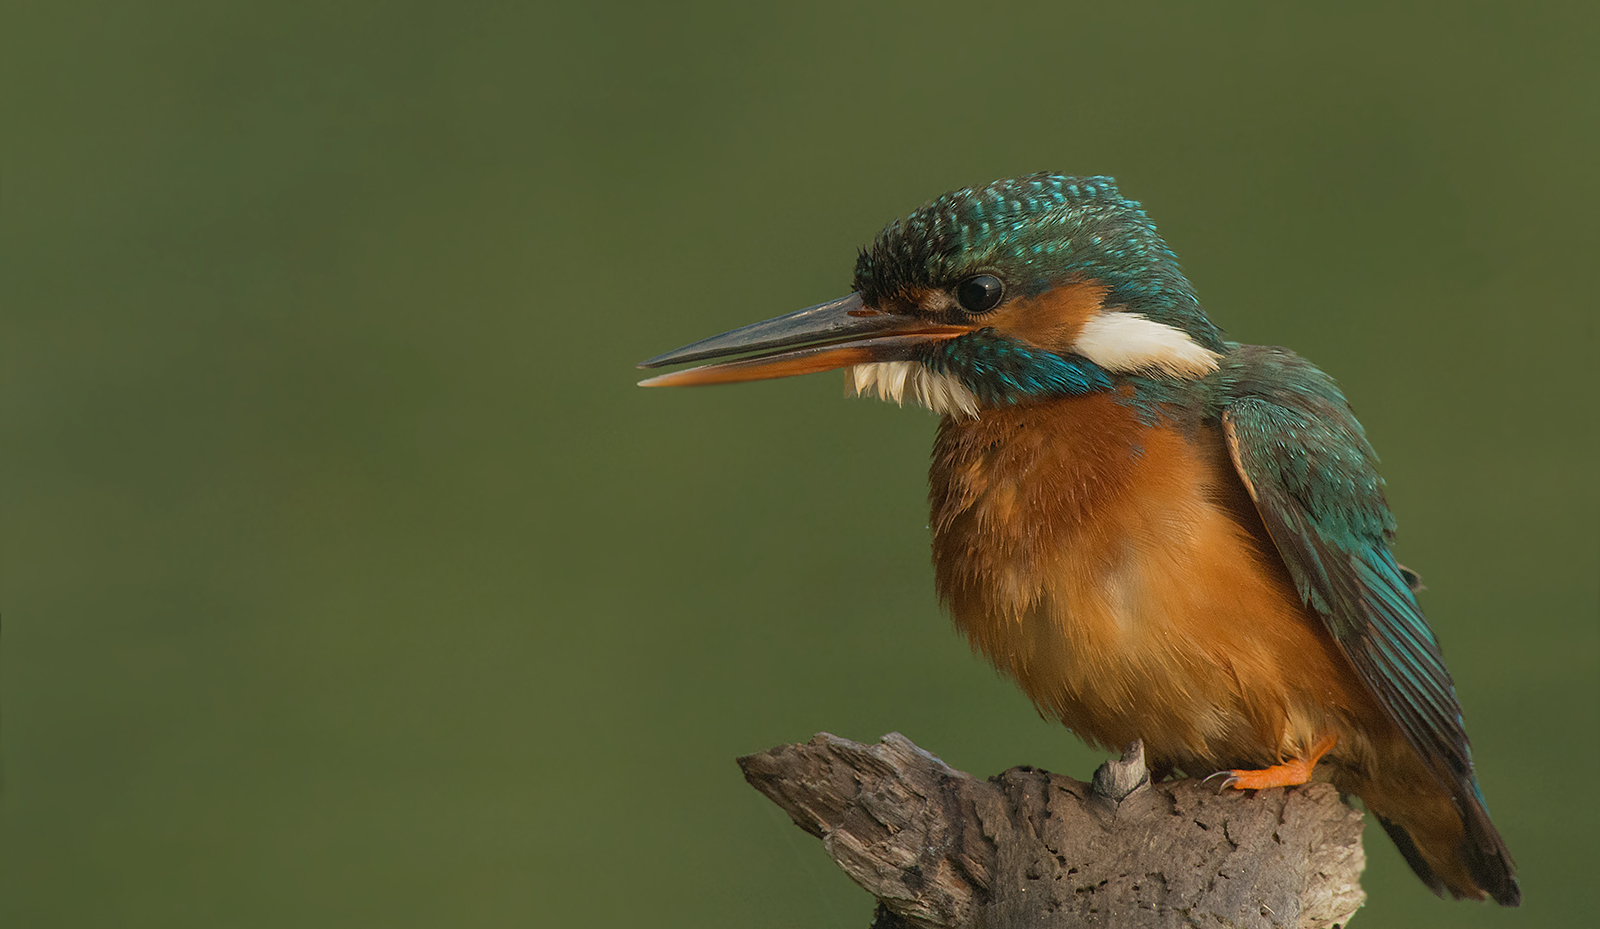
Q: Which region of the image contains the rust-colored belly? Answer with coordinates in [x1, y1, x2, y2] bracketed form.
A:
[929, 393, 1377, 773]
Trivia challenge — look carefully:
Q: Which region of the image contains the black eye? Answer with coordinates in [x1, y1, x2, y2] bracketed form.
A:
[956, 274, 1004, 314]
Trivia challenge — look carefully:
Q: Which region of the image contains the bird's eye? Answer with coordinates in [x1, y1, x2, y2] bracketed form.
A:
[956, 275, 1004, 314]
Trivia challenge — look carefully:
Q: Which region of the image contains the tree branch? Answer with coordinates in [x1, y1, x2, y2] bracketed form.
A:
[738, 733, 1365, 929]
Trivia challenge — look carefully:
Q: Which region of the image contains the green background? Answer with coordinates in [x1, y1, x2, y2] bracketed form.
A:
[4, 2, 1595, 926]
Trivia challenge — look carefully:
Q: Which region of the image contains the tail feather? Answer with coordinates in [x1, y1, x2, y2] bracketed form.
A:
[1456, 780, 1520, 906]
[1375, 814, 1447, 897]
[1371, 776, 1519, 906]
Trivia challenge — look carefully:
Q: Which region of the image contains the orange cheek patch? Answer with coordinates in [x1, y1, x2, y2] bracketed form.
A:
[986, 280, 1111, 353]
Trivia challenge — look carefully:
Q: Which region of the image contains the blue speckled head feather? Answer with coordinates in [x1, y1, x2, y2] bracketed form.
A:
[854, 173, 1224, 353]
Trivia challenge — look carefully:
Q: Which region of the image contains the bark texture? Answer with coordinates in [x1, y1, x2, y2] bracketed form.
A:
[738, 733, 1365, 929]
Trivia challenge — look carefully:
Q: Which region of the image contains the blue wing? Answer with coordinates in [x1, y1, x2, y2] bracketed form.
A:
[1218, 345, 1522, 903]
[1216, 346, 1474, 787]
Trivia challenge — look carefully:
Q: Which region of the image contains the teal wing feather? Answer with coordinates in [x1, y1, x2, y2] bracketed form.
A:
[1216, 345, 1517, 903]
[1217, 347, 1469, 782]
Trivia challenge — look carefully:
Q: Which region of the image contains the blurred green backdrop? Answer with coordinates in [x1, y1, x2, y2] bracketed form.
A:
[4, 1, 1595, 926]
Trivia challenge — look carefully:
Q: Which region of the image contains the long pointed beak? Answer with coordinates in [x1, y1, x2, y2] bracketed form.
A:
[637, 293, 968, 387]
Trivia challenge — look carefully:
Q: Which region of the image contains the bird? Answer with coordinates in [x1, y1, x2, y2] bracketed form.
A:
[636, 173, 1519, 906]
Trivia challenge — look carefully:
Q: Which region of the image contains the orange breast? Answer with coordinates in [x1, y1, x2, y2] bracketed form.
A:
[929, 392, 1382, 773]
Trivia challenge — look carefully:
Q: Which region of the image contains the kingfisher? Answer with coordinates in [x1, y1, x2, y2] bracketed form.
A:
[637, 174, 1519, 905]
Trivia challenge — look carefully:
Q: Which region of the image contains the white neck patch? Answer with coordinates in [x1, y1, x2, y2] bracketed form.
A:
[1073, 311, 1221, 378]
[849, 361, 980, 419]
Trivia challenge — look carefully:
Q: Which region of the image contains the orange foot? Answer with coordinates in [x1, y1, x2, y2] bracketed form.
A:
[1218, 733, 1338, 790]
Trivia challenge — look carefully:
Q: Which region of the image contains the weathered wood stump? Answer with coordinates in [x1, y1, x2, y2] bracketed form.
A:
[738, 733, 1365, 929]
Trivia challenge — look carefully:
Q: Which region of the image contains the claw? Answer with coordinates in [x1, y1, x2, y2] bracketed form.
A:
[1215, 734, 1338, 791]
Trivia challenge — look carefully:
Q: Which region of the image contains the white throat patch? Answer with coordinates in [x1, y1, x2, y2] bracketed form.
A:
[1073, 311, 1221, 378]
[849, 361, 980, 419]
